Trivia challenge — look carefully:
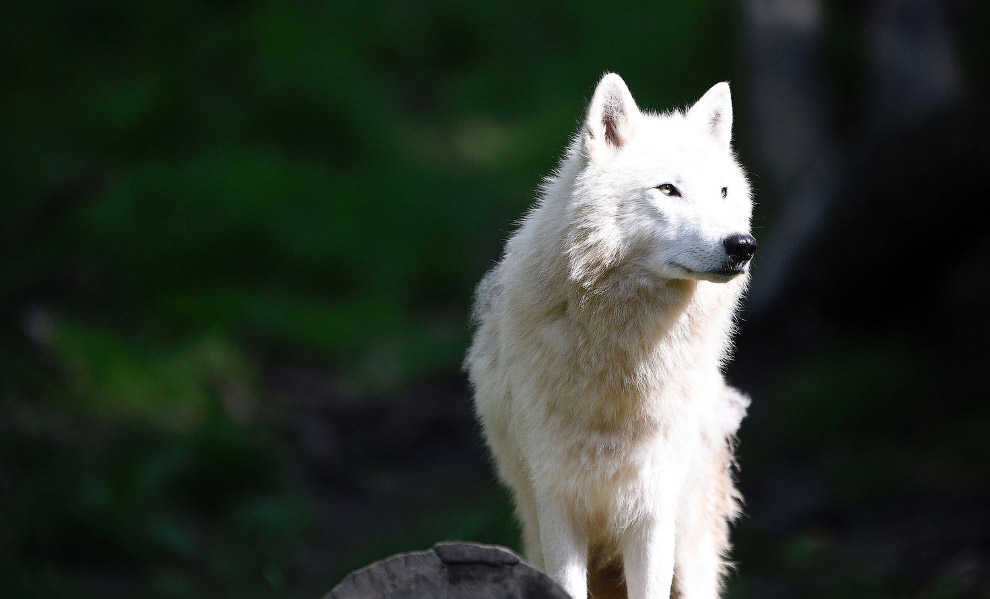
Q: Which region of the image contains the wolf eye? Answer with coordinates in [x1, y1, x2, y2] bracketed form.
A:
[656, 183, 681, 197]
[721, 187, 728, 198]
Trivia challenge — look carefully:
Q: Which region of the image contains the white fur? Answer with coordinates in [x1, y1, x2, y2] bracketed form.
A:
[466, 73, 753, 599]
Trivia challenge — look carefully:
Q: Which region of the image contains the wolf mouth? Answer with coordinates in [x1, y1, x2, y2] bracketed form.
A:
[675, 263, 746, 278]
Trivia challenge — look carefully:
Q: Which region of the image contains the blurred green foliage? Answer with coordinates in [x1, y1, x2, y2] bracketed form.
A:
[0, 402, 315, 598]
[1, 0, 743, 402]
[3, 0, 740, 396]
[1, 1, 742, 596]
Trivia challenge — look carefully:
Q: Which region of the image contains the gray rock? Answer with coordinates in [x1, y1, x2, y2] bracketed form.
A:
[326, 542, 569, 599]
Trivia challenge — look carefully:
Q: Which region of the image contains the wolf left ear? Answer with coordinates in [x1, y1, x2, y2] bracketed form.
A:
[687, 82, 733, 150]
[584, 73, 640, 162]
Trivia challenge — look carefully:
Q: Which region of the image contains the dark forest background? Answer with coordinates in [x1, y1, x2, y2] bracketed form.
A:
[2, 1, 989, 597]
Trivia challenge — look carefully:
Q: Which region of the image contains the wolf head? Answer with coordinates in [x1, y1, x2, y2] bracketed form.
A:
[568, 73, 755, 287]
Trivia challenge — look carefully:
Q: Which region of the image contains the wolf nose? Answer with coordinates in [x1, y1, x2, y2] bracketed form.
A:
[723, 234, 757, 263]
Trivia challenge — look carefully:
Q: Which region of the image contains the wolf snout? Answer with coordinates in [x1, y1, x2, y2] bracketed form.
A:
[723, 234, 757, 263]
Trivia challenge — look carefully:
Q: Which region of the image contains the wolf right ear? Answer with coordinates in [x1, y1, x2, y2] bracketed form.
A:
[584, 73, 640, 163]
[687, 82, 733, 151]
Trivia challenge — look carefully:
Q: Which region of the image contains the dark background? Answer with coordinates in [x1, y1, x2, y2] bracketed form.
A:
[2, 1, 989, 597]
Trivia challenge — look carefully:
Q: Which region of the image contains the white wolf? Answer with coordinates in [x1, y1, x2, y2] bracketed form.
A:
[465, 73, 755, 599]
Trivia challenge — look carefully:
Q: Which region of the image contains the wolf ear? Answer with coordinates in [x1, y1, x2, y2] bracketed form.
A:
[584, 73, 640, 162]
[687, 82, 733, 150]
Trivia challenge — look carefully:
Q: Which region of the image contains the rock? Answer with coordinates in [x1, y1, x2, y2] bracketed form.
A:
[326, 542, 569, 599]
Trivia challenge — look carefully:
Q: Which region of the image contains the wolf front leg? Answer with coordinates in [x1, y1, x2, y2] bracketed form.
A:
[672, 448, 739, 598]
[623, 513, 677, 599]
[511, 475, 545, 570]
[536, 496, 588, 599]
[672, 386, 746, 598]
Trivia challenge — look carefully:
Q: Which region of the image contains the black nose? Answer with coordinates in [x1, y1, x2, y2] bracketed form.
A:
[723, 234, 757, 263]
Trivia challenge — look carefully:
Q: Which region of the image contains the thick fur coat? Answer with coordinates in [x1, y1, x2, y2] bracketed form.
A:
[466, 73, 754, 599]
